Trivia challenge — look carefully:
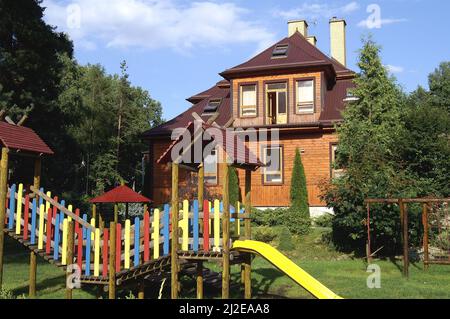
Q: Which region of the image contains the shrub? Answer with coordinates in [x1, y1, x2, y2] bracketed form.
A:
[277, 226, 294, 251]
[228, 166, 240, 207]
[314, 213, 334, 228]
[0, 288, 15, 299]
[253, 226, 278, 243]
[283, 208, 311, 235]
[290, 148, 309, 218]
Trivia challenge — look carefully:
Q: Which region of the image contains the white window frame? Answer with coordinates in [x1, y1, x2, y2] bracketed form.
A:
[263, 146, 283, 184]
[296, 79, 315, 114]
[240, 84, 257, 118]
[331, 144, 344, 178]
[204, 148, 218, 185]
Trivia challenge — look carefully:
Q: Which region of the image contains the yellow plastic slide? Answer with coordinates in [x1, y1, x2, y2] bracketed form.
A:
[232, 240, 342, 299]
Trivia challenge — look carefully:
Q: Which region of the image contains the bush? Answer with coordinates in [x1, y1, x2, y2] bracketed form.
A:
[253, 226, 278, 243]
[0, 288, 15, 299]
[251, 207, 310, 236]
[283, 208, 311, 235]
[277, 226, 294, 251]
[314, 213, 334, 228]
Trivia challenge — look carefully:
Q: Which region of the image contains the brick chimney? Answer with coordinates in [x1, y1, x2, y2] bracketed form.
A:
[329, 17, 347, 66]
[288, 20, 308, 37]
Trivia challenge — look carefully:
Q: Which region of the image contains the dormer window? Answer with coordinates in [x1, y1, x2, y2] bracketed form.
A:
[343, 89, 359, 102]
[272, 44, 289, 58]
[203, 98, 221, 115]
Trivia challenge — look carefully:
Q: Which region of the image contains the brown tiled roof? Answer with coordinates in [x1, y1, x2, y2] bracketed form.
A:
[142, 81, 231, 138]
[0, 122, 54, 155]
[320, 78, 356, 123]
[143, 31, 356, 138]
[220, 32, 353, 79]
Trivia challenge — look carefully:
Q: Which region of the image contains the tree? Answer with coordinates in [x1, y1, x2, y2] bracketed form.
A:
[290, 148, 309, 218]
[228, 166, 240, 207]
[322, 36, 408, 254]
[0, 0, 73, 119]
[429, 62, 450, 112]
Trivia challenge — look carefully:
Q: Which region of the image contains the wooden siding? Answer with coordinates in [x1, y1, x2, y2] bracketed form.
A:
[148, 130, 337, 207]
[232, 72, 323, 128]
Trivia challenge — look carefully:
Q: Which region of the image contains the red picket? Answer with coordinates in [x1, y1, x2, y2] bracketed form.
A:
[45, 207, 53, 255]
[203, 200, 210, 252]
[74, 209, 80, 238]
[102, 229, 109, 277]
[77, 227, 83, 271]
[143, 211, 150, 262]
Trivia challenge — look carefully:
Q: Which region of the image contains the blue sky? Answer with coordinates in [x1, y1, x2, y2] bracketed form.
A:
[43, 0, 450, 120]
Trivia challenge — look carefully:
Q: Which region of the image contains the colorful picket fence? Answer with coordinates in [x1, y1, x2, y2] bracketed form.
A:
[3, 183, 244, 278]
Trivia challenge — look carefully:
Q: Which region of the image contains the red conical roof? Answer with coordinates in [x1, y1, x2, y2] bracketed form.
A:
[90, 185, 151, 203]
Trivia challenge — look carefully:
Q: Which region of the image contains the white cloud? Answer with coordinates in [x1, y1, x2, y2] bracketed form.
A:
[42, 0, 276, 53]
[273, 1, 360, 20]
[385, 64, 404, 74]
[357, 18, 407, 28]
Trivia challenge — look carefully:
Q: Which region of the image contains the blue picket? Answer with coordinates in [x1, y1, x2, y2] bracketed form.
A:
[82, 213, 88, 239]
[134, 217, 140, 267]
[53, 214, 60, 260]
[193, 200, 199, 252]
[59, 200, 65, 226]
[38, 187, 44, 208]
[163, 204, 169, 255]
[85, 227, 91, 276]
[8, 184, 16, 230]
[30, 198, 37, 245]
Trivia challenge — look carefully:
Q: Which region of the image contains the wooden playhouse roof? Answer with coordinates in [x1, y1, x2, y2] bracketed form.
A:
[90, 185, 152, 204]
[0, 122, 53, 155]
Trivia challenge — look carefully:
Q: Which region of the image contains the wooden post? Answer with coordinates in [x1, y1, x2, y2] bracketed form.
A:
[0, 147, 9, 289]
[92, 204, 97, 227]
[198, 165, 204, 211]
[138, 279, 145, 299]
[222, 163, 230, 299]
[399, 199, 409, 278]
[108, 221, 116, 299]
[171, 163, 179, 299]
[422, 203, 429, 270]
[29, 157, 41, 298]
[196, 261, 203, 299]
[243, 169, 252, 299]
[114, 204, 118, 224]
[198, 164, 204, 234]
[66, 220, 74, 299]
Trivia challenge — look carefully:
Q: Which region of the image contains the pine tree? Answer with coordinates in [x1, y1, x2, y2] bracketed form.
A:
[290, 148, 309, 218]
[228, 166, 240, 207]
[322, 36, 407, 253]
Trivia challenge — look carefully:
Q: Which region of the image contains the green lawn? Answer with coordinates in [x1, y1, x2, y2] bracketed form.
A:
[2, 228, 450, 299]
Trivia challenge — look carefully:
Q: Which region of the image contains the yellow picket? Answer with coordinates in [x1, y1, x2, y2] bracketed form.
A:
[124, 219, 131, 269]
[182, 200, 189, 251]
[38, 204, 45, 250]
[15, 183, 23, 235]
[153, 209, 160, 259]
[214, 199, 220, 251]
[61, 218, 68, 265]
[94, 228, 100, 276]
[208, 201, 212, 234]
[90, 218, 95, 240]
[45, 191, 51, 213]
[67, 204, 73, 222]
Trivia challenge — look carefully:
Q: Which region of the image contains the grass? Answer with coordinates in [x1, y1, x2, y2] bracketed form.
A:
[2, 228, 450, 299]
